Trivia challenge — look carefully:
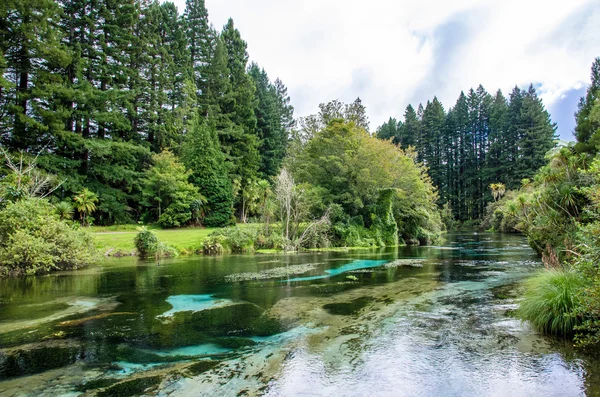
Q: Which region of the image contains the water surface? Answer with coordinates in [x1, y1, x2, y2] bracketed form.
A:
[1, 232, 599, 396]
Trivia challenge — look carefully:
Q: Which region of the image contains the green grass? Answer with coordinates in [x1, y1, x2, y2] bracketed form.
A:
[90, 224, 257, 256]
[517, 269, 587, 336]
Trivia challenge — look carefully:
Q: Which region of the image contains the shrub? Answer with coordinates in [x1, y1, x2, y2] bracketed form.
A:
[203, 227, 257, 254]
[54, 201, 74, 221]
[134, 227, 159, 258]
[517, 269, 587, 336]
[0, 198, 98, 276]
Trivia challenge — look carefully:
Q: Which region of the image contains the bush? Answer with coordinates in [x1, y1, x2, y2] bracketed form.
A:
[134, 227, 159, 258]
[0, 198, 98, 276]
[203, 227, 257, 254]
[517, 269, 587, 336]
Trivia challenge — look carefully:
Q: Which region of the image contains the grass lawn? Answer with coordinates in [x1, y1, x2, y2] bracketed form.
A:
[90, 224, 256, 255]
[90, 226, 216, 255]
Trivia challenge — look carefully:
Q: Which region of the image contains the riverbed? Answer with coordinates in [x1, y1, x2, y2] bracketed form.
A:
[1, 232, 598, 396]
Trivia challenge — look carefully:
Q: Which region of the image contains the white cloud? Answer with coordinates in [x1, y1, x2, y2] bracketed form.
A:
[170, 0, 600, 135]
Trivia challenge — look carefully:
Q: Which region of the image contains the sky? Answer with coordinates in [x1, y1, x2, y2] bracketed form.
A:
[172, 0, 600, 141]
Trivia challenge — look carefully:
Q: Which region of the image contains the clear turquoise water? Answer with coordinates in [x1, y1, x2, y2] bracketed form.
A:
[1, 232, 599, 396]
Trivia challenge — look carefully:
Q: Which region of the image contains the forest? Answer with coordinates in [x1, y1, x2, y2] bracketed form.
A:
[376, 85, 556, 221]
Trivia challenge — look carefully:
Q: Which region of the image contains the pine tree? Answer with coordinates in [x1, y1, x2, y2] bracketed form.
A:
[183, 0, 211, 97]
[1, 0, 70, 150]
[249, 62, 287, 177]
[220, 18, 260, 186]
[182, 115, 234, 227]
[421, 98, 446, 200]
[517, 84, 557, 179]
[400, 104, 419, 148]
[485, 90, 509, 189]
[376, 117, 400, 143]
[575, 57, 600, 153]
[273, 77, 294, 132]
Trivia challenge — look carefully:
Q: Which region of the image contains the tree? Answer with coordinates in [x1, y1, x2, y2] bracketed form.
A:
[376, 117, 400, 144]
[183, 0, 211, 96]
[290, 119, 442, 243]
[517, 85, 557, 181]
[73, 188, 98, 226]
[142, 150, 200, 227]
[1, 0, 70, 150]
[182, 117, 234, 227]
[344, 97, 369, 131]
[249, 63, 286, 177]
[220, 18, 260, 185]
[575, 57, 600, 153]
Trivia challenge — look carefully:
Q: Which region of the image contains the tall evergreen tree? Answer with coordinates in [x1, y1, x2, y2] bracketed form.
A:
[376, 117, 400, 143]
[1, 0, 70, 150]
[220, 18, 259, 186]
[517, 84, 557, 180]
[575, 57, 600, 153]
[249, 62, 287, 177]
[182, 115, 234, 227]
[183, 0, 211, 97]
[400, 104, 419, 148]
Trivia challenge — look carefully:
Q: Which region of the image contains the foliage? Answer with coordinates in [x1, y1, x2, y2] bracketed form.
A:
[73, 188, 98, 226]
[574, 57, 600, 154]
[182, 117, 233, 227]
[142, 150, 201, 228]
[203, 226, 258, 254]
[0, 0, 294, 224]
[54, 201, 74, 220]
[134, 227, 159, 258]
[376, 84, 556, 221]
[0, 198, 97, 276]
[289, 119, 443, 246]
[517, 269, 587, 336]
[0, 150, 63, 207]
[502, 60, 600, 346]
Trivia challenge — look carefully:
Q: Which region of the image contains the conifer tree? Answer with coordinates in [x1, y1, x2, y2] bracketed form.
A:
[182, 115, 234, 227]
[575, 57, 600, 153]
[220, 18, 260, 187]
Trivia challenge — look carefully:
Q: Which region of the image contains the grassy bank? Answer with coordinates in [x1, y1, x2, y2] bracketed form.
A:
[91, 224, 392, 257]
[91, 226, 218, 256]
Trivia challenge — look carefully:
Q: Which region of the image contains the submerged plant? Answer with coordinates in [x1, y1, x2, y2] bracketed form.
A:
[517, 269, 587, 336]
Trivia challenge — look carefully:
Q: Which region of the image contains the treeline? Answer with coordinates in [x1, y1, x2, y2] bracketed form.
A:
[0, 0, 293, 225]
[376, 85, 556, 221]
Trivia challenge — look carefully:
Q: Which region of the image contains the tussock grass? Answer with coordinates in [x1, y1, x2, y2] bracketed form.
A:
[517, 269, 587, 336]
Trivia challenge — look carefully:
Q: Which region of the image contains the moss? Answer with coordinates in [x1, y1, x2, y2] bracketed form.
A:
[322, 296, 374, 316]
[74, 378, 120, 392]
[97, 376, 162, 397]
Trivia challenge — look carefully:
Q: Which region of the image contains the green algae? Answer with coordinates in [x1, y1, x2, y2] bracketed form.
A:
[322, 296, 374, 316]
[74, 378, 120, 392]
[225, 263, 321, 282]
[0, 346, 83, 379]
[97, 375, 162, 397]
[185, 360, 220, 377]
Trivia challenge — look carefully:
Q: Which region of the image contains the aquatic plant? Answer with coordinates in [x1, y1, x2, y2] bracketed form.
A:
[517, 269, 587, 336]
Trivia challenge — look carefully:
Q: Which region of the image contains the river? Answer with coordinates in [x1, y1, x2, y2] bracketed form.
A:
[1, 232, 599, 396]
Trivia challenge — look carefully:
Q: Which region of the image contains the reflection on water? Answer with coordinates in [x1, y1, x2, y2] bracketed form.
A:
[0, 232, 599, 396]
